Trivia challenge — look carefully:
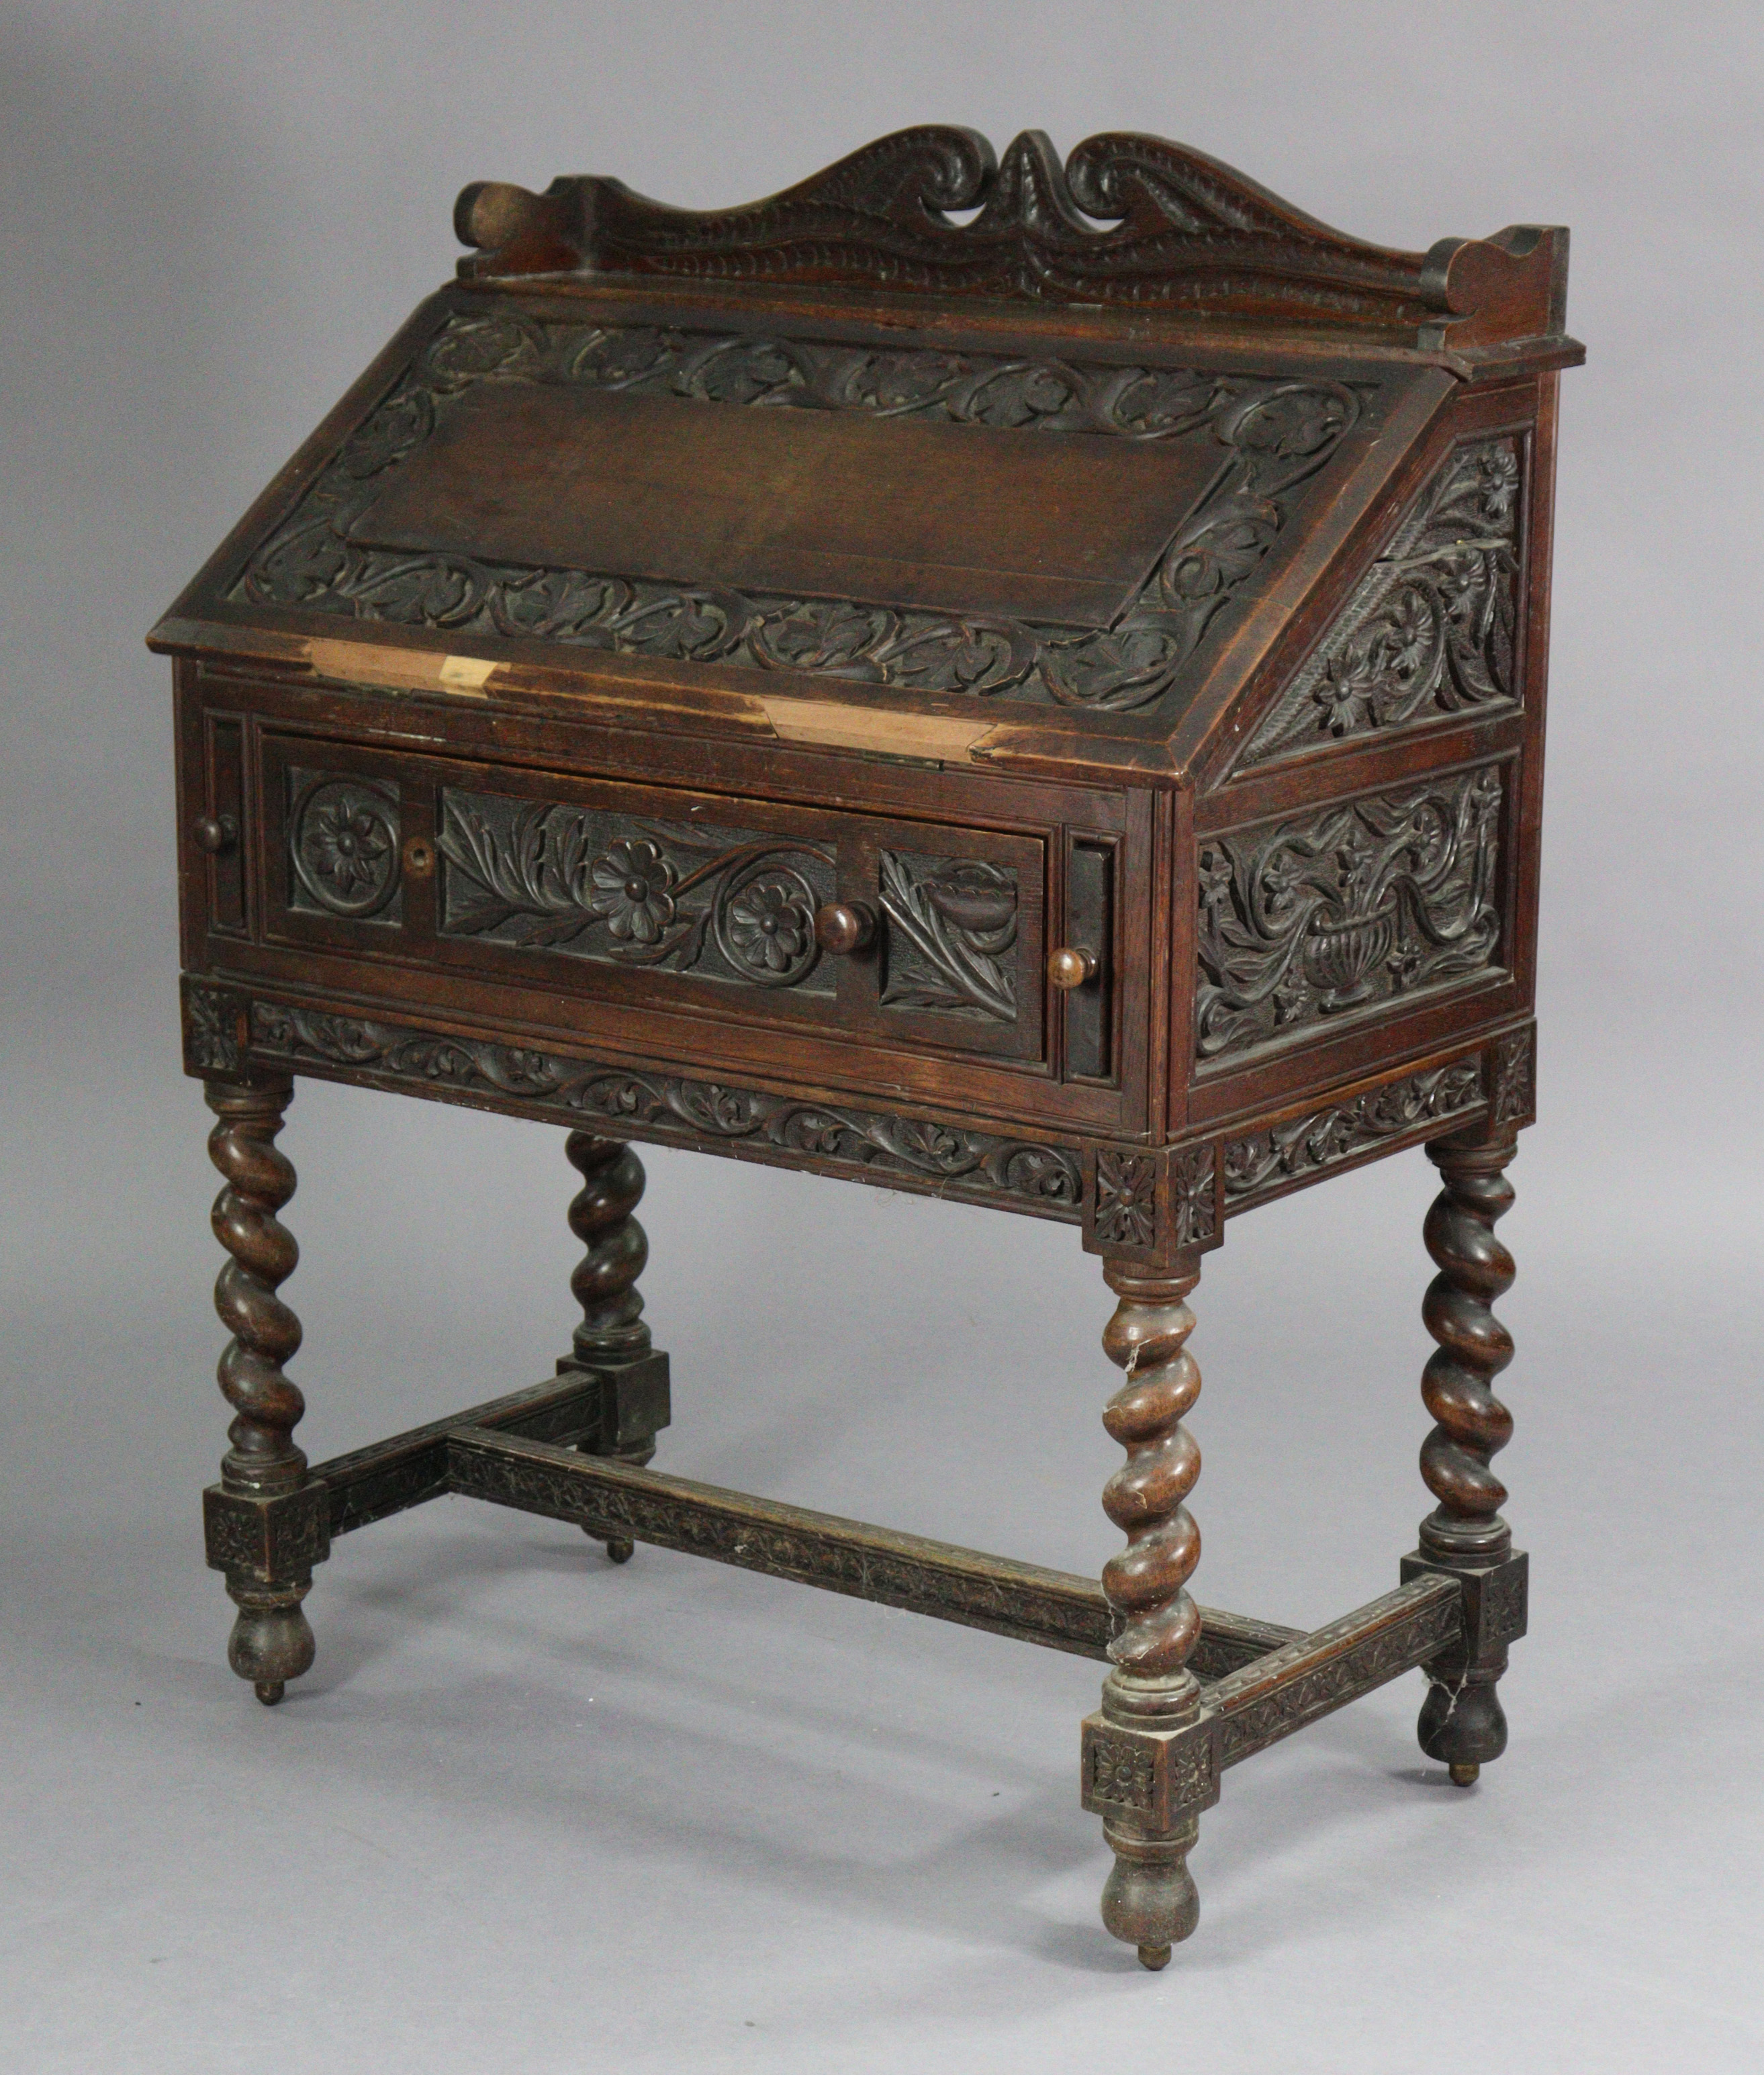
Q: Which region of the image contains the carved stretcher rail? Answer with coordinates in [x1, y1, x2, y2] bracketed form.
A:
[1207, 1575, 1463, 1767]
[444, 1427, 1297, 1676]
[310, 1371, 606, 1534]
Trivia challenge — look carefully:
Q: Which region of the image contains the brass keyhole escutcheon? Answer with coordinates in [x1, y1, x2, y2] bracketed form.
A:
[403, 837, 436, 880]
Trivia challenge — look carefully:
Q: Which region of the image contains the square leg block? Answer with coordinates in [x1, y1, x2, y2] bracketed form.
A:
[1080, 1710, 1222, 1831]
[203, 1481, 332, 1584]
[559, 1350, 671, 1453]
[1401, 1548, 1529, 1663]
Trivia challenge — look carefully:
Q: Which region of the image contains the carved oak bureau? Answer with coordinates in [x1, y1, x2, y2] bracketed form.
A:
[150, 128, 1580, 1968]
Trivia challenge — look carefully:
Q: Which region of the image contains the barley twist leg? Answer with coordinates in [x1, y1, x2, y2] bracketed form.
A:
[563, 1132, 668, 1561]
[1413, 1128, 1519, 1783]
[1083, 1262, 1214, 1970]
[205, 1077, 320, 1705]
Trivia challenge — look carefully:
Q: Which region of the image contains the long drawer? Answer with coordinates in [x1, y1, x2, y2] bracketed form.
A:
[258, 736, 1060, 1068]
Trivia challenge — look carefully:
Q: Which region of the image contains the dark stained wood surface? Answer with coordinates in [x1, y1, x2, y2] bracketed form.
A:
[159, 126, 1573, 1968]
[353, 378, 1219, 625]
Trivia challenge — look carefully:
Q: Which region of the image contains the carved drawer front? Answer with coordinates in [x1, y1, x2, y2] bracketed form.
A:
[259, 739, 1046, 1065]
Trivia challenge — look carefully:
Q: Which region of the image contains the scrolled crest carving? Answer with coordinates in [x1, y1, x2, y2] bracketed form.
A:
[1244, 436, 1525, 765]
[454, 128, 1569, 352]
[1196, 766, 1505, 1064]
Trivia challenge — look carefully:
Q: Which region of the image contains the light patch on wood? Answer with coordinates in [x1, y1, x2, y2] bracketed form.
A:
[761, 696, 996, 762]
[306, 639, 499, 698]
[438, 655, 497, 694]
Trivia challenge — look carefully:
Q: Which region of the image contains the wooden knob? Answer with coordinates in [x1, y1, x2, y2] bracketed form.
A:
[192, 813, 238, 856]
[814, 901, 877, 956]
[1047, 946, 1099, 990]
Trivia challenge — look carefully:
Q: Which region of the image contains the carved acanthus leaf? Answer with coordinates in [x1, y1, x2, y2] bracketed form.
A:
[878, 853, 1019, 1023]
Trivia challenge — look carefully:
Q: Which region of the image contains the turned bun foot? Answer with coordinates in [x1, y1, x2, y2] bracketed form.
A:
[1418, 1667, 1507, 1769]
[1449, 1761, 1481, 1788]
[605, 1536, 635, 1565]
[1101, 1820, 1200, 1959]
[226, 1581, 316, 1694]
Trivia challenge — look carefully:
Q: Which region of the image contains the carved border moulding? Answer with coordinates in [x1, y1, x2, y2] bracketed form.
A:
[240, 998, 1085, 1221]
[1196, 763, 1505, 1066]
[453, 127, 1571, 353]
[1223, 1056, 1487, 1209]
[446, 1428, 1116, 1657]
[437, 787, 836, 995]
[1242, 436, 1526, 767]
[234, 305, 1379, 717]
[1208, 1577, 1463, 1768]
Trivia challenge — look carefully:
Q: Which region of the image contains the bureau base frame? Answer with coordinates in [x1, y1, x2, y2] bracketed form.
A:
[196, 1074, 1527, 1972]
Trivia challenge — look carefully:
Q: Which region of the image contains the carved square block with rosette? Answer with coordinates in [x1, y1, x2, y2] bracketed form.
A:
[1401, 1548, 1528, 1666]
[203, 1481, 332, 1584]
[1489, 1025, 1537, 1130]
[1080, 1710, 1221, 1831]
[1082, 1144, 1222, 1265]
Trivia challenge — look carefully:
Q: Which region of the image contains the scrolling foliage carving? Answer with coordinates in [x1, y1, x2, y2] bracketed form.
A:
[234, 310, 1373, 717]
[1196, 767, 1505, 1064]
[247, 1002, 1084, 1218]
[1244, 437, 1524, 764]
[879, 853, 1018, 1023]
[437, 789, 834, 993]
[1223, 1060, 1486, 1205]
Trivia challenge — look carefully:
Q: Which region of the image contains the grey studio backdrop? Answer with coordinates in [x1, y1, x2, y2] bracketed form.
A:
[2, 5, 1759, 2071]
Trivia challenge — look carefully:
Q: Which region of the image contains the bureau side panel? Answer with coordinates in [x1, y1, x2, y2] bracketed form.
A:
[1175, 373, 1555, 1136]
